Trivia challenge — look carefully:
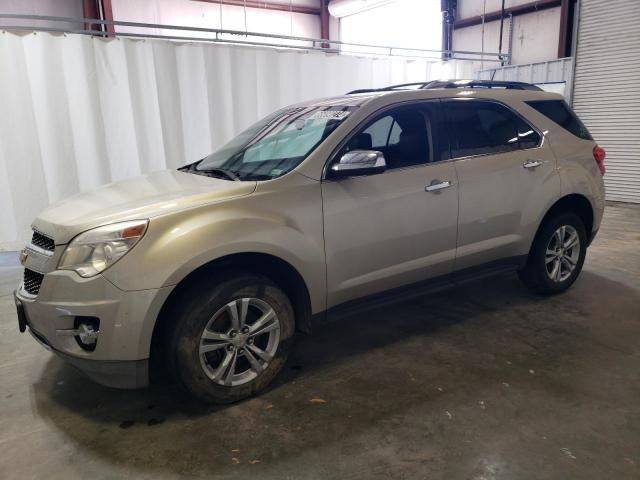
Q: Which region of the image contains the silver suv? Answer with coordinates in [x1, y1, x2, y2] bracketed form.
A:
[14, 80, 606, 403]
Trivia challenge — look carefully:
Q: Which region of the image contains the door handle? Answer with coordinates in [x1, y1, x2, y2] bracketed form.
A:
[523, 159, 543, 169]
[425, 180, 452, 192]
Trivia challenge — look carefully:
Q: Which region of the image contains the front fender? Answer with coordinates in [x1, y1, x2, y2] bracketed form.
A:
[102, 177, 326, 314]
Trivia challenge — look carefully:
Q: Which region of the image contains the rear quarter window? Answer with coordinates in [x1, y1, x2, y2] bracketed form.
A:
[526, 100, 593, 140]
[444, 100, 540, 158]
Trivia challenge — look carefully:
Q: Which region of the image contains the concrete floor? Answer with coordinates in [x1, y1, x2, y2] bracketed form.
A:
[1, 203, 639, 480]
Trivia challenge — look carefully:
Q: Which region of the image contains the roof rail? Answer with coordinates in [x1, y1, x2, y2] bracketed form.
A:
[423, 79, 542, 91]
[346, 79, 542, 94]
[346, 82, 432, 94]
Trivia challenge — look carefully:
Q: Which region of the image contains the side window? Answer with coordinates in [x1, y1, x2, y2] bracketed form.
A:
[515, 116, 541, 149]
[361, 115, 393, 149]
[526, 100, 593, 140]
[343, 104, 439, 170]
[445, 100, 541, 157]
[446, 101, 520, 157]
[388, 120, 401, 146]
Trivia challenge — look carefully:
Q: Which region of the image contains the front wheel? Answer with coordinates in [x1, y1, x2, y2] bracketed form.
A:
[518, 212, 587, 295]
[167, 274, 295, 404]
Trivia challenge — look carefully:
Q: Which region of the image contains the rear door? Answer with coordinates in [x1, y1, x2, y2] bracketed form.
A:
[443, 98, 560, 271]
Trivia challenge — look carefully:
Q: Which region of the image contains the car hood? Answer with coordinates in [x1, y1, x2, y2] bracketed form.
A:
[32, 170, 256, 244]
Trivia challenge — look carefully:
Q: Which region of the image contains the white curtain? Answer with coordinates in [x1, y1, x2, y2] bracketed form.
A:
[0, 32, 472, 248]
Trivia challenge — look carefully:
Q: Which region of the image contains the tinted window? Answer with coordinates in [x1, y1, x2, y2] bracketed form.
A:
[515, 116, 541, 149]
[388, 120, 401, 145]
[362, 115, 393, 148]
[343, 104, 441, 169]
[526, 100, 592, 140]
[446, 101, 520, 157]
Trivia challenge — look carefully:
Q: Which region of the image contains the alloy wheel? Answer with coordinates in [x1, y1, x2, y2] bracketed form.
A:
[198, 297, 280, 386]
[545, 225, 580, 283]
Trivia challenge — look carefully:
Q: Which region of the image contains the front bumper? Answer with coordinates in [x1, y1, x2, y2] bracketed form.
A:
[25, 322, 149, 388]
[15, 270, 173, 389]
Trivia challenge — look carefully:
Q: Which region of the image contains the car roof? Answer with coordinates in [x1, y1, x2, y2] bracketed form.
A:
[301, 86, 564, 111]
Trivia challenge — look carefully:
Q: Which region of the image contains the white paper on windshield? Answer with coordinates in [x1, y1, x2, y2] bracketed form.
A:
[307, 110, 351, 121]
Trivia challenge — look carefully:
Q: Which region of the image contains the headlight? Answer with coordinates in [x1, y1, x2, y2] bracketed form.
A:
[59, 220, 148, 278]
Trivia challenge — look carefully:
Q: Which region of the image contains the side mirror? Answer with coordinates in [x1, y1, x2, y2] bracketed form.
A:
[329, 150, 387, 179]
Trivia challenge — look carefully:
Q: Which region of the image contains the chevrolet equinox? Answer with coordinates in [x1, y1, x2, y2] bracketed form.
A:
[14, 80, 606, 403]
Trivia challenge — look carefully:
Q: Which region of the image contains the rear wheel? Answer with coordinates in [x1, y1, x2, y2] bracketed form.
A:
[167, 274, 295, 404]
[518, 212, 587, 295]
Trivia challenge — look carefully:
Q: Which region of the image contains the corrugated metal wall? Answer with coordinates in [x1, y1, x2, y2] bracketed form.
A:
[572, 0, 640, 203]
[476, 57, 573, 99]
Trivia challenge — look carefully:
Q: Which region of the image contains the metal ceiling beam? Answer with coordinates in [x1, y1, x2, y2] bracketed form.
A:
[0, 14, 510, 62]
[194, 0, 321, 16]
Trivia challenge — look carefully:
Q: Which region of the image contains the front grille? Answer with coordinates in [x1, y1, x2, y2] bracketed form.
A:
[31, 231, 55, 252]
[23, 268, 44, 296]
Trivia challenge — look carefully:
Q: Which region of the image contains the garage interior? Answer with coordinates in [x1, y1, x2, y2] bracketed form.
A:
[0, 0, 639, 478]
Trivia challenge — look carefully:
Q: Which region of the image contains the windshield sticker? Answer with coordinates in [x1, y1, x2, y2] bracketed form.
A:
[307, 110, 351, 121]
[270, 168, 283, 176]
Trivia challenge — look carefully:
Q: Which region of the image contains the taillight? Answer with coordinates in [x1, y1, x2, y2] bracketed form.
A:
[593, 145, 606, 176]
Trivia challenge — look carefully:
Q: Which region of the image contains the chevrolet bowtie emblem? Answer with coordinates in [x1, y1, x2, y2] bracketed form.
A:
[19, 249, 28, 265]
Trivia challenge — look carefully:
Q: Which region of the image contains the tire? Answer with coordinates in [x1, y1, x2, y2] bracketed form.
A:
[518, 212, 587, 295]
[166, 273, 295, 404]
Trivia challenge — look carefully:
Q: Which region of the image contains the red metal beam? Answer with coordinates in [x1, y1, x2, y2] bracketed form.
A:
[101, 0, 115, 35]
[320, 0, 330, 47]
[194, 0, 321, 16]
[453, 0, 561, 29]
[557, 0, 570, 57]
[82, 0, 100, 31]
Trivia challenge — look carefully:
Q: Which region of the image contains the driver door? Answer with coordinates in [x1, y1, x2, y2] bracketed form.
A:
[321, 102, 459, 308]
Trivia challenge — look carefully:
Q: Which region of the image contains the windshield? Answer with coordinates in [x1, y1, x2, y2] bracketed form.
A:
[188, 105, 357, 181]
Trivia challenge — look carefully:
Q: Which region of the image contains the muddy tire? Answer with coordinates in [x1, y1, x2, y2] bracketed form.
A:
[167, 273, 295, 404]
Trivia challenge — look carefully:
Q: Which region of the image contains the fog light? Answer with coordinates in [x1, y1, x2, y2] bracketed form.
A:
[56, 316, 100, 351]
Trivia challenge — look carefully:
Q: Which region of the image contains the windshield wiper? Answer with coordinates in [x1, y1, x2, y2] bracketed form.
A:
[179, 163, 241, 181]
[197, 167, 240, 182]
